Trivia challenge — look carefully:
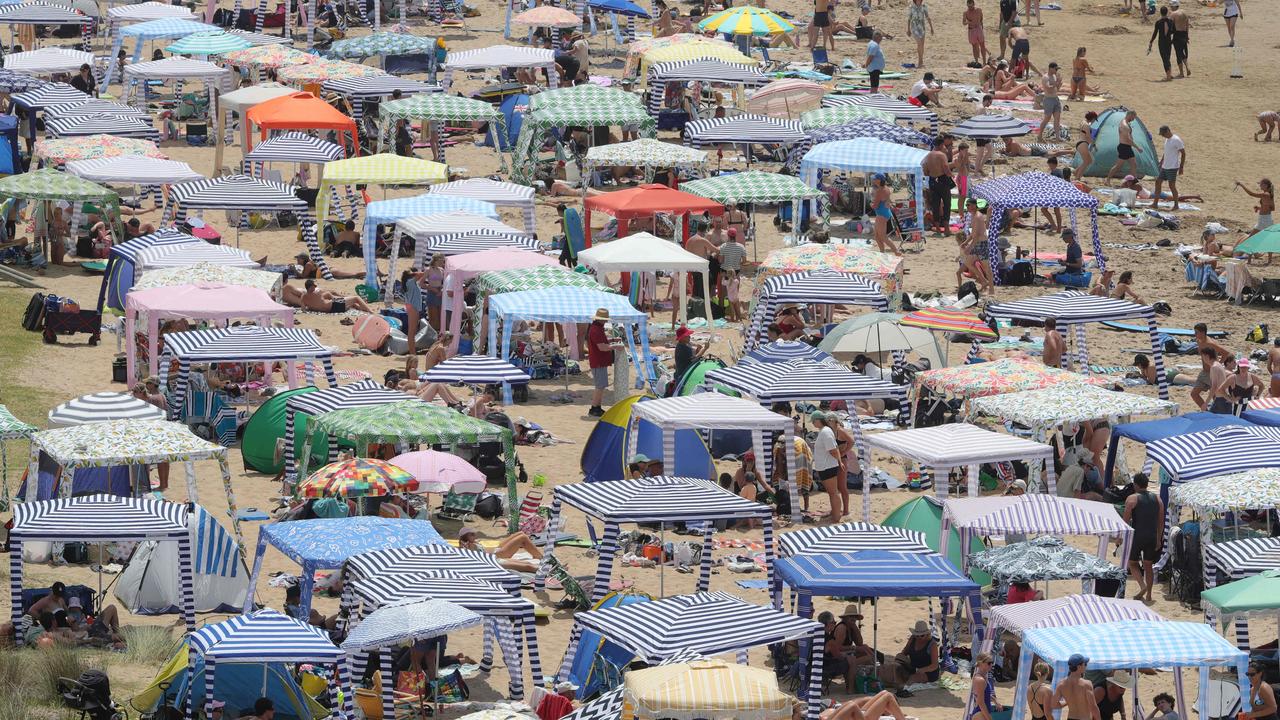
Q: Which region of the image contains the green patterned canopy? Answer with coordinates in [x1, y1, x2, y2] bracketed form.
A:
[381, 93, 501, 124]
[470, 265, 613, 350]
[0, 168, 119, 204]
[529, 84, 640, 111]
[0, 405, 34, 441]
[328, 31, 438, 59]
[308, 400, 519, 529]
[512, 88, 656, 185]
[681, 171, 825, 203]
[800, 105, 894, 130]
[31, 419, 227, 467]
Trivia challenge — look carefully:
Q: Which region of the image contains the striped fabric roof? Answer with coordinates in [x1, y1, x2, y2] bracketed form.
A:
[66, 157, 202, 185]
[3, 48, 93, 75]
[45, 114, 160, 139]
[0, 68, 46, 94]
[135, 241, 257, 269]
[488, 286, 645, 324]
[259, 516, 445, 569]
[986, 289, 1144, 323]
[11, 82, 87, 109]
[951, 113, 1031, 139]
[421, 230, 541, 256]
[122, 56, 232, 82]
[170, 174, 306, 212]
[399, 212, 527, 240]
[421, 355, 531, 384]
[1021, 620, 1244, 670]
[1146, 425, 1280, 482]
[190, 608, 342, 662]
[11, 494, 188, 541]
[778, 521, 930, 557]
[161, 326, 331, 361]
[1205, 537, 1280, 576]
[345, 544, 520, 592]
[341, 597, 481, 652]
[973, 172, 1100, 211]
[745, 270, 887, 347]
[684, 114, 805, 148]
[649, 58, 768, 85]
[784, 119, 934, 172]
[706, 359, 906, 403]
[0, 2, 93, 24]
[323, 74, 440, 99]
[427, 177, 534, 204]
[352, 574, 533, 614]
[821, 93, 939, 130]
[575, 591, 822, 660]
[942, 494, 1132, 538]
[775, 550, 979, 597]
[556, 476, 773, 522]
[227, 28, 292, 45]
[741, 340, 837, 365]
[987, 594, 1164, 638]
[108, 2, 196, 22]
[47, 392, 165, 427]
[444, 44, 555, 70]
[864, 423, 1055, 466]
[285, 378, 400, 416]
[243, 131, 344, 164]
[629, 393, 793, 432]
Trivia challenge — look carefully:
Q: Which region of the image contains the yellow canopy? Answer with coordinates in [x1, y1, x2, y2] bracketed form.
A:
[638, 42, 755, 80]
[623, 660, 794, 720]
[316, 153, 447, 221]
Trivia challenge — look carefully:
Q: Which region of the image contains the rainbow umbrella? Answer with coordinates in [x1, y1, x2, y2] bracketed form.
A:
[698, 5, 793, 35]
[222, 44, 318, 70]
[513, 5, 581, 27]
[900, 307, 996, 339]
[389, 450, 485, 495]
[299, 457, 417, 498]
[33, 134, 166, 167]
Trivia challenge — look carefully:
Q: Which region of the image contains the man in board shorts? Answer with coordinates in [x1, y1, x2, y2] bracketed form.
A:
[1104, 109, 1142, 184]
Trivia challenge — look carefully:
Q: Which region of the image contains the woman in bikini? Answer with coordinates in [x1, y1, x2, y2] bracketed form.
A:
[870, 174, 901, 255]
[831, 418, 856, 519]
[1069, 46, 1095, 100]
[814, 691, 907, 720]
[986, 60, 1037, 99]
[724, 203, 748, 239]
[1110, 271, 1146, 304]
[1247, 662, 1278, 720]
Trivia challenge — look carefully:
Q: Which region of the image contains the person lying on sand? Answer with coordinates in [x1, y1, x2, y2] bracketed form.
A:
[458, 526, 543, 573]
[282, 279, 372, 314]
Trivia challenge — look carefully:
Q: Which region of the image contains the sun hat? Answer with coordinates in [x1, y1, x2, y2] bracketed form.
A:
[910, 620, 931, 636]
[676, 326, 694, 341]
[1108, 670, 1134, 688]
[594, 308, 610, 322]
[459, 526, 478, 540]
[840, 604, 864, 619]
[555, 680, 580, 693]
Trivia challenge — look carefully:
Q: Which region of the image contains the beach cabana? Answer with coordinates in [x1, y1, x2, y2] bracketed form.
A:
[438, 248, 558, 353]
[743, 269, 888, 349]
[0, 168, 121, 243]
[1202, 571, 1280, 651]
[363, 194, 499, 285]
[187, 609, 353, 720]
[280, 379, 409, 480]
[25, 395, 158, 501]
[345, 543, 520, 593]
[244, 91, 358, 154]
[103, 18, 216, 86]
[135, 265, 281, 300]
[65, 157, 202, 188]
[378, 94, 506, 165]
[275, 58, 384, 87]
[122, 56, 233, 110]
[0, 2, 93, 49]
[1102, 412, 1252, 486]
[124, 284, 294, 382]
[488, 287, 653, 402]
[512, 87, 656, 185]
[415, 229, 539, 257]
[537, 476, 776, 604]
[972, 171, 1102, 280]
[9, 495, 195, 644]
[107, 1, 196, 29]
[821, 93, 939, 133]
[11, 82, 88, 143]
[683, 114, 805, 151]
[799, 137, 927, 233]
[568, 592, 826, 720]
[799, 105, 894, 130]
[981, 594, 1163, 655]
[577, 231, 711, 324]
[681, 171, 827, 248]
[161, 326, 335, 418]
[785, 118, 933, 172]
[940, 494, 1134, 574]
[303, 401, 520, 529]
[1010, 621, 1247, 720]
[218, 81, 295, 119]
[1205, 537, 1280, 649]
[636, 41, 753, 80]
[624, 660, 791, 720]
[322, 75, 440, 123]
[316, 153, 447, 227]
[242, 517, 445, 613]
[645, 58, 768, 115]
[583, 183, 723, 246]
[96, 229, 200, 313]
[779, 521, 931, 556]
[4, 47, 95, 76]
[584, 138, 707, 183]
[758, 243, 904, 297]
[427, 178, 536, 233]
[44, 114, 159, 140]
[442, 44, 558, 90]
[1142, 421, 1280, 484]
[468, 264, 611, 352]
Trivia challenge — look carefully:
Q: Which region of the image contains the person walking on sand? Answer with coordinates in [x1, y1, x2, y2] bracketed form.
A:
[1221, 0, 1241, 47]
[906, 0, 933, 68]
[1153, 125, 1186, 211]
[1104, 110, 1142, 184]
[1169, 0, 1191, 76]
[962, 0, 987, 66]
[1037, 62, 1063, 143]
[1123, 472, 1163, 603]
[997, 0, 1017, 59]
[923, 143, 955, 235]
[1149, 8, 1175, 81]
[1049, 655, 1100, 720]
[865, 31, 887, 92]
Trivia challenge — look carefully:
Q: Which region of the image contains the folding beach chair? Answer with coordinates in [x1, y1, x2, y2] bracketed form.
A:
[435, 488, 479, 521]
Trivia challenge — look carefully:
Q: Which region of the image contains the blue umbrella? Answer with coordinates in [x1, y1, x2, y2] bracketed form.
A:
[587, 0, 650, 18]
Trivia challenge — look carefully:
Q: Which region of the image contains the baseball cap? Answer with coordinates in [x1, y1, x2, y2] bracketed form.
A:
[629, 453, 651, 464]
[727, 227, 738, 239]
[1238, 358, 1251, 369]
[1068, 653, 1089, 670]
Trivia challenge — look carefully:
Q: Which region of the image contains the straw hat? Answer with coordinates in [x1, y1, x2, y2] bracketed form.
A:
[910, 620, 931, 636]
[1108, 670, 1134, 688]
[594, 308, 610, 322]
[840, 604, 863, 620]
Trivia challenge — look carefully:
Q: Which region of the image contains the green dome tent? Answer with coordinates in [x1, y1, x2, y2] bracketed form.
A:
[239, 388, 352, 475]
[1075, 106, 1159, 179]
[881, 496, 990, 586]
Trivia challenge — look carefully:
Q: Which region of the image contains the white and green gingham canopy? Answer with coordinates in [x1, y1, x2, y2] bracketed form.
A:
[513, 87, 656, 184]
[800, 105, 894, 130]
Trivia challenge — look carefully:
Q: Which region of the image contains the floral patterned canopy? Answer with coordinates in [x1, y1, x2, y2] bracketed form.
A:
[971, 383, 1177, 429]
[917, 358, 1109, 399]
[276, 58, 383, 85]
[31, 419, 225, 467]
[758, 243, 904, 297]
[1170, 468, 1280, 513]
[583, 138, 708, 170]
[969, 536, 1126, 583]
[221, 44, 317, 70]
[132, 261, 283, 298]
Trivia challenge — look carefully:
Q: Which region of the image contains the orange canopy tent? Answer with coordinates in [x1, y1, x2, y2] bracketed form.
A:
[244, 92, 359, 156]
[583, 183, 724, 246]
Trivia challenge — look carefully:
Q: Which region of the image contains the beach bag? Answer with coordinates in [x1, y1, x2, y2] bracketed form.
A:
[473, 493, 503, 520]
[352, 314, 391, 352]
[22, 292, 45, 331]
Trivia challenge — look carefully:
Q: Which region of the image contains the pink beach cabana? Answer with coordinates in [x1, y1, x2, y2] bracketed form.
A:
[124, 283, 295, 382]
[442, 248, 559, 353]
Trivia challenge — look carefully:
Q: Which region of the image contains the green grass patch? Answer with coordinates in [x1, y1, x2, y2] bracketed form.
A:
[121, 625, 179, 666]
[0, 288, 49, 485]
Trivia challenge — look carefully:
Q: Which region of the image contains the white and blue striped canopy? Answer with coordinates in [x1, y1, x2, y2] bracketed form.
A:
[66, 157, 203, 186]
[779, 521, 930, 557]
[11, 493, 188, 541]
[363, 193, 500, 280]
[47, 391, 166, 427]
[574, 591, 822, 660]
[556, 476, 772, 523]
[346, 544, 520, 593]
[421, 229, 542, 256]
[342, 598, 482, 652]
[118, 17, 217, 38]
[162, 326, 331, 361]
[135, 241, 257, 269]
[776, 550, 979, 597]
[324, 75, 440, 101]
[421, 355, 531, 384]
[0, 2, 93, 23]
[745, 270, 887, 348]
[47, 98, 151, 117]
[942, 494, 1132, 539]
[684, 114, 805, 148]
[45, 113, 160, 139]
[706, 358, 906, 403]
[1206, 537, 1280, 577]
[987, 594, 1164, 640]
[286, 379, 401, 416]
[742, 340, 836, 365]
[243, 131, 344, 164]
[190, 608, 342, 662]
[784, 119, 933, 172]
[821, 93, 939, 132]
[629, 391, 794, 432]
[1146, 425, 1280, 482]
[951, 113, 1031, 139]
[650, 59, 768, 85]
[865, 423, 1055, 467]
[489, 286, 645, 324]
[986, 289, 1148, 324]
[352, 574, 533, 615]
[12, 82, 87, 110]
[170, 174, 307, 212]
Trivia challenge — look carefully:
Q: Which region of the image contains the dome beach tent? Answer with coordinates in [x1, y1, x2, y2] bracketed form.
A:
[115, 503, 247, 615]
[580, 394, 714, 483]
[96, 228, 199, 313]
[241, 387, 317, 474]
[1076, 107, 1159, 178]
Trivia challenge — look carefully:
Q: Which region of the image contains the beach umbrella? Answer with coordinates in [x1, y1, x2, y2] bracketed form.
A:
[746, 78, 825, 119]
[277, 59, 383, 84]
[698, 5, 792, 35]
[165, 30, 251, 56]
[513, 5, 581, 27]
[298, 457, 417, 498]
[45, 114, 159, 140]
[819, 312, 941, 356]
[900, 307, 996, 339]
[387, 450, 485, 495]
[47, 392, 165, 428]
[741, 339, 836, 365]
[969, 536, 1126, 584]
[1201, 569, 1280, 619]
[586, 0, 649, 17]
[1233, 224, 1280, 255]
[952, 113, 1031, 138]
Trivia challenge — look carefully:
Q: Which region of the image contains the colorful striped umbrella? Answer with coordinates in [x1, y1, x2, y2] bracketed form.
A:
[746, 78, 826, 118]
[697, 5, 793, 36]
[165, 30, 251, 56]
[512, 5, 581, 27]
[299, 457, 418, 498]
[900, 307, 996, 338]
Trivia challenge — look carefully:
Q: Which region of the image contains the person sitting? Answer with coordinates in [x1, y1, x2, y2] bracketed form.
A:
[282, 279, 372, 313]
[123, 217, 155, 239]
[458, 526, 543, 573]
[1131, 353, 1159, 385]
[890, 620, 940, 695]
[1147, 692, 1179, 720]
[732, 452, 775, 525]
[65, 597, 123, 646]
[910, 73, 944, 107]
[297, 251, 361, 279]
[1119, 175, 1204, 204]
[285, 584, 338, 632]
[775, 306, 806, 340]
[1006, 580, 1044, 604]
[250, 697, 276, 720]
[331, 220, 362, 258]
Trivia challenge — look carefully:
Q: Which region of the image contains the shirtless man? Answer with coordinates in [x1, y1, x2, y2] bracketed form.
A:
[1008, 26, 1040, 77]
[1268, 339, 1280, 397]
[1194, 322, 1231, 363]
[684, 220, 720, 300]
[1169, 0, 1191, 77]
[1050, 654, 1100, 720]
[283, 279, 373, 313]
[1257, 111, 1280, 143]
[923, 144, 955, 234]
[1043, 317, 1065, 368]
[1105, 110, 1142, 184]
[1037, 62, 1063, 143]
[964, 199, 995, 294]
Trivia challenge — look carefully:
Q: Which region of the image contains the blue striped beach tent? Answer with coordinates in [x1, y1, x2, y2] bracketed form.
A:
[8, 494, 195, 643]
[243, 517, 445, 614]
[280, 379, 408, 480]
[1146, 425, 1280, 483]
[421, 355, 531, 392]
[744, 270, 888, 348]
[188, 609, 352, 720]
[706, 358, 906, 403]
[345, 543, 520, 594]
[243, 131, 344, 165]
[96, 228, 199, 312]
[684, 113, 805, 149]
[569, 592, 827, 720]
[419, 229, 542, 257]
[116, 504, 248, 615]
[779, 521, 931, 557]
[741, 339, 837, 364]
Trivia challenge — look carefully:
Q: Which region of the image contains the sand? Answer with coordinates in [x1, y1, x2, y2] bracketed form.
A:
[2, 0, 1277, 714]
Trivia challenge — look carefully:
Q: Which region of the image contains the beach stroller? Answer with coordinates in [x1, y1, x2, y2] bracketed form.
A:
[60, 671, 125, 720]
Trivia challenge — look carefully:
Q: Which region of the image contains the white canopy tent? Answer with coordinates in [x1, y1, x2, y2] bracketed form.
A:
[219, 82, 294, 117]
[427, 178, 536, 234]
[66, 157, 204, 187]
[577, 232, 711, 325]
[442, 45, 558, 90]
[123, 57, 233, 110]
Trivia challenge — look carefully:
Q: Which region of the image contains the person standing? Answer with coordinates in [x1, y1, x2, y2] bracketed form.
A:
[997, 0, 1018, 59]
[810, 0, 834, 51]
[1267, 339, 1280, 397]
[906, 0, 933, 68]
[1042, 317, 1065, 368]
[1153, 125, 1186, 211]
[969, 654, 1003, 720]
[1234, 179, 1274, 242]
[1123, 472, 1163, 603]
[865, 31, 887, 92]
[962, 0, 987, 66]
[810, 410, 843, 523]
[923, 142, 954, 235]
[1068, 47, 1095, 101]
[1037, 62, 1063, 142]
[587, 308, 622, 417]
[1149, 8, 1175, 81]
[1048, 655, 1099, 720]
[1169, 0, 1191, 77]
[1104, 110, 1142, 184]
[1221, 0, 1240, 47]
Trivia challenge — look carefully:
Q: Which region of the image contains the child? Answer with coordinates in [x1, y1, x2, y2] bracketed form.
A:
[725, 268, 743, 322]
[953, 142, 972, 198]
[1069, 47, 1094, 101]
[1146, 692, 1179, 720]
[1257, 111, 1279, 142]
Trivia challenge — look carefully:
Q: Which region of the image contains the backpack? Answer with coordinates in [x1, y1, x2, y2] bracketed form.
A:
[1002, 260, 1035, 286]
[473, 493, 503, 520]
[21, 292, 45, 331]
